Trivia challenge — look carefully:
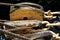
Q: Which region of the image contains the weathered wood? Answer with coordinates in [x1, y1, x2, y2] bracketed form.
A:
[0, 29, 29, 40]
[7, 27, 32, 31]
[0, 22, 16, 28]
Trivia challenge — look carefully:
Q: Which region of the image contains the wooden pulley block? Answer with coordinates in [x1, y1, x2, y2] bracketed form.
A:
[10, 2, 44, 21]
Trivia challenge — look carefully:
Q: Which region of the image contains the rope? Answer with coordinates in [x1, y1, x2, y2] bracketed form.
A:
[0, 2, 28, 6]
[0, 2, 43, 10]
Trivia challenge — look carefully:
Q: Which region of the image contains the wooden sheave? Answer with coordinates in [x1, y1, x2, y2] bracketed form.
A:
[10, 9, 44, 21]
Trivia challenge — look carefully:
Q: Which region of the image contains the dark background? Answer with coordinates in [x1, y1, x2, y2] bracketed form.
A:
[0, 0, 60, 20]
